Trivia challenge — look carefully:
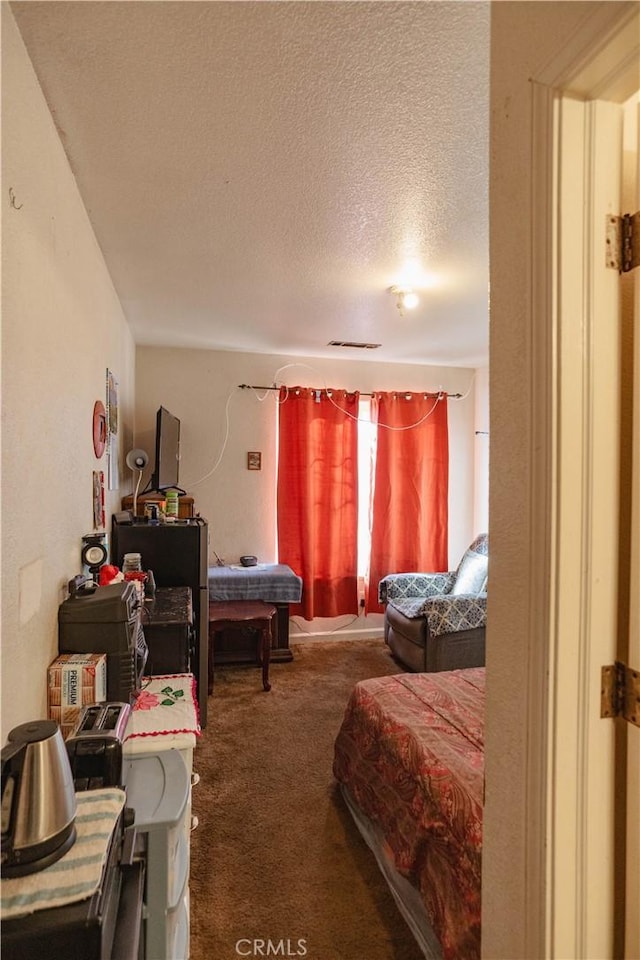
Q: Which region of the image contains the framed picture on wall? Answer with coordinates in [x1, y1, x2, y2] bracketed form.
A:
[106, 369, 119, 489]
[247, 451, 262, 471]
[93, 470, 105, 529]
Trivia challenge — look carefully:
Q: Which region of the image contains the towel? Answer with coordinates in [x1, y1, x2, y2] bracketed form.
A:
[1, 787, 125, 920]
[124, 673, 200, 746]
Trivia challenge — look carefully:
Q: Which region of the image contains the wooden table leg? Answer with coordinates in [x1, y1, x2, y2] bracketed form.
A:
[208, 602, 277, 692]
[261, 619, 272, 692]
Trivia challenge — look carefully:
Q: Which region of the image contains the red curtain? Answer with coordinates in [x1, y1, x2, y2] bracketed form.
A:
[365, 392, 449, 613]
[277, 386, 359, 620]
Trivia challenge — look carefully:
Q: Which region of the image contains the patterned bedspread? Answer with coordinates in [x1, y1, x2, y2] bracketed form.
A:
[333, 668, 484, 960]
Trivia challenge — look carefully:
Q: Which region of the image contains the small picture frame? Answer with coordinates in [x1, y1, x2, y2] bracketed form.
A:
[247, 451, 262, 471]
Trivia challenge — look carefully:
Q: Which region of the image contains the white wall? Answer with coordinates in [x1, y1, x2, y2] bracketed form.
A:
[473, 365, 489, 536]
[1, 8, 136, 739]
[136, 346, 480, 635]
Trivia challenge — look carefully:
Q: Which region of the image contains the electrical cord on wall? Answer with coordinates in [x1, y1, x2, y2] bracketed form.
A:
[289, 613, 366, 635]
[244, 361, 476, 431]
[179, 363, 477, 489]
[180, 386, 237, 489]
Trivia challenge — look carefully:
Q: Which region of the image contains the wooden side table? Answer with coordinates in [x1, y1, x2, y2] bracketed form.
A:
[208, 600, 277, 693]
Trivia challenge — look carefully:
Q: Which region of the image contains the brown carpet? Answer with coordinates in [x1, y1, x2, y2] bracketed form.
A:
[189, 638, 425, 960]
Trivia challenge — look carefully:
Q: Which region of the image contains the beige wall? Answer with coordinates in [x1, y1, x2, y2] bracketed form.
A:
[473, 365, 489, 536]
[1, 8, 136, 738]
[136, 346, 483, 634]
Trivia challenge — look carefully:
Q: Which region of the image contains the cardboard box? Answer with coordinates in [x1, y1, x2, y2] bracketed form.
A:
[48, 652, 107, 738]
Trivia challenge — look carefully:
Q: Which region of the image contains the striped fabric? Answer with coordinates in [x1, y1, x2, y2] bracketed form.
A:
[1, 787, 125, 920]
[208, 563, 302, 603]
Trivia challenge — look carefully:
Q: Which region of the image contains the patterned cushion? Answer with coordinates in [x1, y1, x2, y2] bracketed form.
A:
[450, 534, 488, 596]
[467, 534, 488, 557]
[388, 594, 487, 636]
[388, 597, 433, 620]
[378, 571, 454, 604]
[424, 594, 487, 637]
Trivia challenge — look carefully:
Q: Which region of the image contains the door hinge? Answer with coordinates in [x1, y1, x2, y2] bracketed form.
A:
[601, 661, 640, 727]
[606, 212, 640, 273]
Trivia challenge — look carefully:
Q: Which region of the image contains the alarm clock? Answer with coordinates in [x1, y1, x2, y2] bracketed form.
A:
[81, 533, 109, 582]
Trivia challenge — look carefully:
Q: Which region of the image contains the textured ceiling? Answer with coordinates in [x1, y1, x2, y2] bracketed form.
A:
[11, 1, 490, 367]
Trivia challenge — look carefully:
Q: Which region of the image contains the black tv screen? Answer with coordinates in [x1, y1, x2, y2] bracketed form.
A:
[152, 406, 181, 491]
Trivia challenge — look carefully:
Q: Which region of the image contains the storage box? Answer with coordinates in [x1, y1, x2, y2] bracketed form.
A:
[48, 652, 107, 738]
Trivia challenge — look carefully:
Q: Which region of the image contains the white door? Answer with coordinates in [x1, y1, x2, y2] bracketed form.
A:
[625, 95, 640, 960]
[485, 10, 640, 957]
[549, 90, 640, 960]
[548, 95, 623, 959]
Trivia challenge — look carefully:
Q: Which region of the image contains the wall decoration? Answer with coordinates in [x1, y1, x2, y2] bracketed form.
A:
[92, 400, 107, 458]
[106, 369, 119, 489]
[93, 470, 105, 529]
[247, 451, 262, 471]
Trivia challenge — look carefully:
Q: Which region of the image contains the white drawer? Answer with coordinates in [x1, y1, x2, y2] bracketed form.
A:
[167, 891, 190, 960]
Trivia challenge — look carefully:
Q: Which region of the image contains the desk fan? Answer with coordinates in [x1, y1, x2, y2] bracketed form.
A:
[125, 448, 149, 517]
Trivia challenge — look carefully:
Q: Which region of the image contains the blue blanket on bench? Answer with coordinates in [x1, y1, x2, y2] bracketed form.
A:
[207, 563, 302, 603]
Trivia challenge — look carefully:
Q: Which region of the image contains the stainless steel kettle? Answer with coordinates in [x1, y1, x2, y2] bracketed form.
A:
[1, 719, 77, 877]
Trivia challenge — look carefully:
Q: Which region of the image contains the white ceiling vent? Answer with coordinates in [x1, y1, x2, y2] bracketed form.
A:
[328, 340, 382, 350]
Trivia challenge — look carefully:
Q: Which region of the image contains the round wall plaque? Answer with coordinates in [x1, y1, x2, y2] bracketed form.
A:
[93, 400, 107, 458]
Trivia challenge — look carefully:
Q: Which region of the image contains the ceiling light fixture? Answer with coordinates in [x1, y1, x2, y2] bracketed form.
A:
[390, 285, 419, 317]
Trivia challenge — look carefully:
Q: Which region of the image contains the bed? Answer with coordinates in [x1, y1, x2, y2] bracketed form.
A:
[332, 667, 484, 960]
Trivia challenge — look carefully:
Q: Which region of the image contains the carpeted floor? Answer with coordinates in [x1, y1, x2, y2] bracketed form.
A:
[189, 638, 425, 960]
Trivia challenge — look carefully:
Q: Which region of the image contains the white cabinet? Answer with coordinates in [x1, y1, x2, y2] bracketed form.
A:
[123, 750, 192, 960]
[122, 671, 199, 959]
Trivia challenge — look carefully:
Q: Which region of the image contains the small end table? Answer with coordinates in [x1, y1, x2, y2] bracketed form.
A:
[208, 600, 277, 693]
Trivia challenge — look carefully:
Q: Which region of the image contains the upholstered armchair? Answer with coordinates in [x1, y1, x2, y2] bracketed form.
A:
[378, 534, 488, 673]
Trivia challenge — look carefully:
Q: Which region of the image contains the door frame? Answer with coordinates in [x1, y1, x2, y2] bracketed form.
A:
[525, 5, 639, 957]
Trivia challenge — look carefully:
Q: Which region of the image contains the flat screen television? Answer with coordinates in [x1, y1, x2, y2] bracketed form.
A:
[151, 406, 181, 492]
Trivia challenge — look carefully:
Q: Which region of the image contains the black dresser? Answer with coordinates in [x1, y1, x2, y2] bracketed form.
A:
[111, 517, 209, 726]
[142, 587, 193, 676]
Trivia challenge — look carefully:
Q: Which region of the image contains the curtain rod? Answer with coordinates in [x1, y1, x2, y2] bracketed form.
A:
[238, 384, 462, 399]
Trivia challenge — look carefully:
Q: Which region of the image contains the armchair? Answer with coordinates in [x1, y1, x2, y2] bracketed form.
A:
[378, 534, 488, 673]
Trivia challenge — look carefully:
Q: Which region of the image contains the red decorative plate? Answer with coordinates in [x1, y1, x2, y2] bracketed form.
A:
[93, 400, 107, 458]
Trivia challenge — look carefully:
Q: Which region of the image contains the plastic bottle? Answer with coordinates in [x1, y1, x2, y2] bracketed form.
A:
[165, 489, 179, 517]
